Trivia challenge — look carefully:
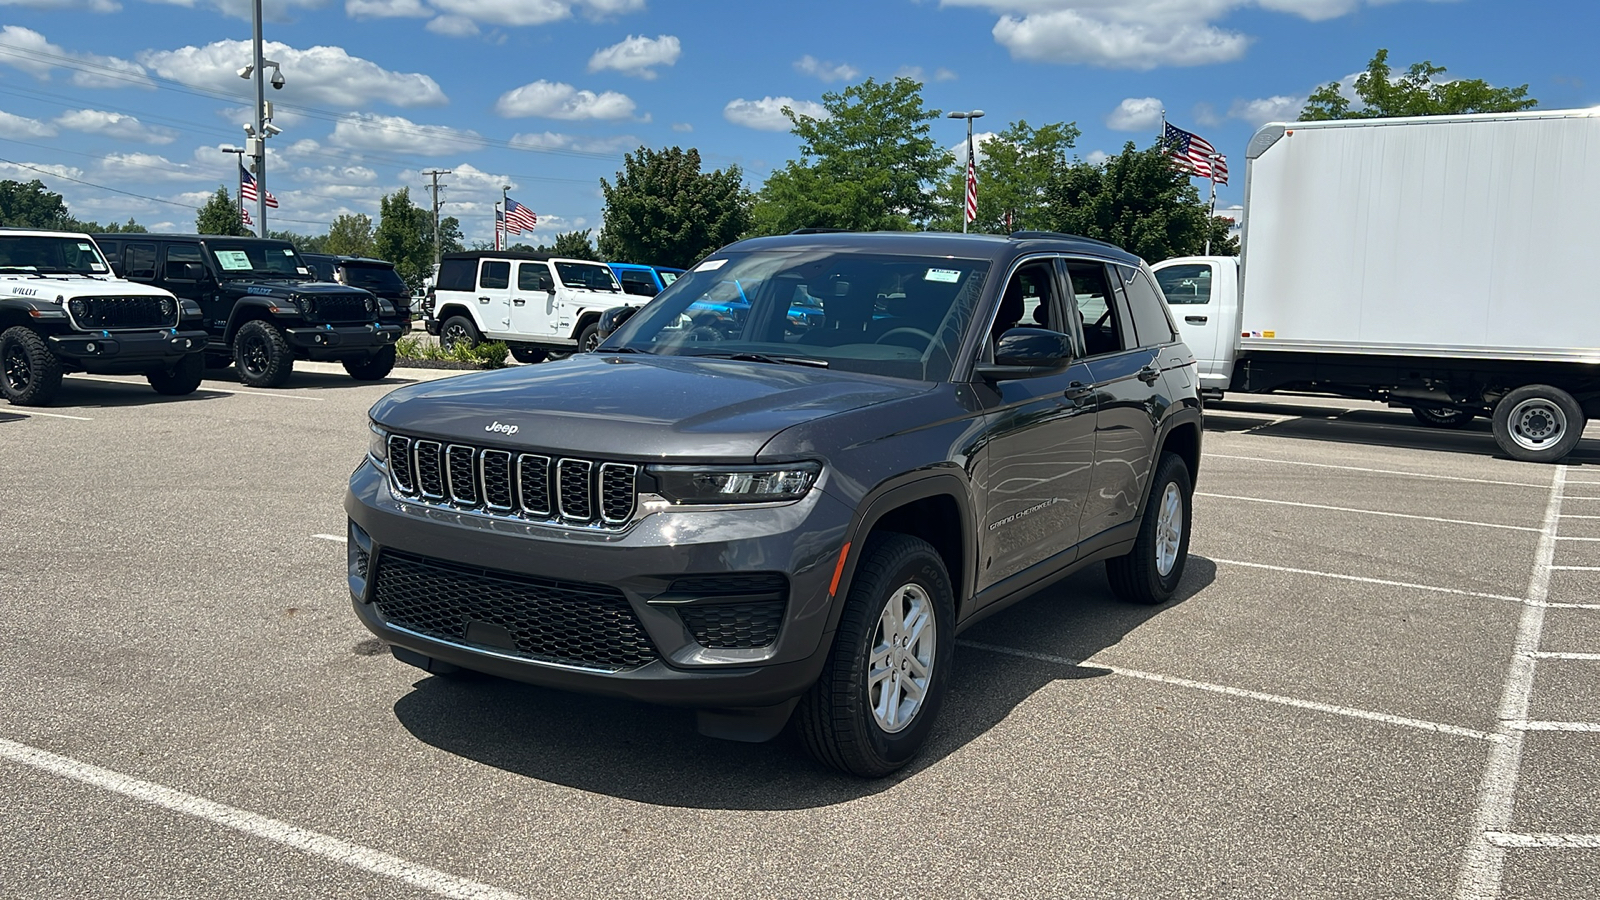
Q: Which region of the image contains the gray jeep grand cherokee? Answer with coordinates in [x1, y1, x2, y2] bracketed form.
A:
[346, 230, 1201, 776]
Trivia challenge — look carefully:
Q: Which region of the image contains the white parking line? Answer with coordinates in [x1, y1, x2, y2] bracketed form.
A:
[8, 409, 92, 421]
[1549, 566, 1600, 572]
[312, 534, 348, 543]
[1197, 493, 1541, 532]
[1554, 536, 1600, 541]
[1209, 558, 1528, 605]
[1456, 465, 1566, 900]
[0, 737, 530, 900]
[1205, 454, 1548, 489]
[67, 374, 324, 401]
[1529, 652, 1600, 661]
[1485, 832, 1600, 849]
[956, 640, 1499, 742]
[1508, 721, 1600, 732]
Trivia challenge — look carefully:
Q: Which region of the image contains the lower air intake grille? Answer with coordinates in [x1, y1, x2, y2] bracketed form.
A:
[372, 549, 658, 671]
[664, 572, 788, 650]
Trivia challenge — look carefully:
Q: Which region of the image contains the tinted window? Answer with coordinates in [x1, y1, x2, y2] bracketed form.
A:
[517, 262, 552, 292]
[342, 263, 407, 293]
[1065, 261, 1127, 357]
[202, 241, 307, 279]
[619, 271, 657, 296]
[1154, 264, 1212, 305]
[164, 243, 204, 281]
[0, 235, 111, 275]
[555, 261, 618, 291]
[1120, 266, 1176, 347]
[479, 260, 510, 290]
[123, 241, 157, 279]
[436, 258, 476, 292]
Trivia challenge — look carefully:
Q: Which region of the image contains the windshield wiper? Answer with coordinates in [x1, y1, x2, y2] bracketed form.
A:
[691, 351, 828, 368]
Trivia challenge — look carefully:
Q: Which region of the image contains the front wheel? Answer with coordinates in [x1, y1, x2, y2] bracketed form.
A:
[798, 533, 954, 777]
[233, 320, 293, 388]
[1412, 406, 1476, 429]
[146, 353, 204, 396]
[0, 326, 64, 406]
[343, 345, 396, 381]
[1492, 385, 1586, 463]
[438, 316, 479, 353]
[577, 322, 601, 353]
[1106, 451, 1193, 604]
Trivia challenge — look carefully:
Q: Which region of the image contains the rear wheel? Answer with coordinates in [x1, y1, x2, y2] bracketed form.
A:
[439, 316, 479, 353]
[233, 320, 293, 388]
[146, 353, 204, 396]
[343, 345, 396, 381]
[1492, 385, 1586, 463]
[1412, 406, 1476, 429]
[509, 346, 548, 364]
[1106, 452, 1193, 604]
[0, 326, 63, 406]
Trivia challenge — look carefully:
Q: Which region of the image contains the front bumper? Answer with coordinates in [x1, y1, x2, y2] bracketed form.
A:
[285, 323, 402, 361]
[343, 459, 850, 708]
[48, 328, 209, 372]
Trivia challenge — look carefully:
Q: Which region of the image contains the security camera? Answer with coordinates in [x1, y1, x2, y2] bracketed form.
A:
[237, 65, 253, 79]
[261, 122, 282, 136]
[270, 70, 285, 90]
[242, 123, 255, 136]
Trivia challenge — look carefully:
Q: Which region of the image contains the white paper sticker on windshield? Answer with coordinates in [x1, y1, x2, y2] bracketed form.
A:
[214, 250, 252, 271]
[694, 259, 728, 272]
[296, 267, 309, 274]
[282, 248, 296, 256]
[89, 262, 106, 271]
[77, 243, 94, 251]
[925, 268, 961, 283]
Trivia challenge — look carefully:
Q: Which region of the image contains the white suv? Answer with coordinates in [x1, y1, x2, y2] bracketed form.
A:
[422, 251, 635, 363]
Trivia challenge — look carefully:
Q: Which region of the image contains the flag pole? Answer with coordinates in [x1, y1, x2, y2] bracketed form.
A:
[236, 163, 245, 232]
[1205, 155, 1218, 256]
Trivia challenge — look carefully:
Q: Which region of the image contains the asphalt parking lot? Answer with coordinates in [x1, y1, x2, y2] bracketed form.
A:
[3, 366, 1598, 899]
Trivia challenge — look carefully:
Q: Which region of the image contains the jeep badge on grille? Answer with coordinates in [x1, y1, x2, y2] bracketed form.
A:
[485, 421, 519, 435]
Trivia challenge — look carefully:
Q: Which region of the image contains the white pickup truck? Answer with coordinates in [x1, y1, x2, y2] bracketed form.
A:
[1152, 108, 1600, 463]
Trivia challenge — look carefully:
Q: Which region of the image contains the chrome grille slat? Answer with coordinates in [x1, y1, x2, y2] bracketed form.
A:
[517, 454, 551, 516]
[557, 459, 593, 521]
[414, 440, 445, 499]
[446, 445, 479, 505]
[599, 463, 637, 524]
[481, 450, 514, 509]
[387, 435, 414, 494]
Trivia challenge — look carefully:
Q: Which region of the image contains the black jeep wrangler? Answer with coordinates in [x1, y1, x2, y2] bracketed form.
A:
[93, 234, 401, 387]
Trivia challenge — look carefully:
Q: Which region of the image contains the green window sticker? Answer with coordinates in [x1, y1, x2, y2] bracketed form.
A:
[214, 250, 252, 271]
[925, 268, 961, 283]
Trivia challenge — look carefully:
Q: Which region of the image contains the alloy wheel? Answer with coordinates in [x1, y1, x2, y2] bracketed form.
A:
[1508, 398, 1567, 452]
[868, 582, 937, 734]
[1155, 482, 1184, 577]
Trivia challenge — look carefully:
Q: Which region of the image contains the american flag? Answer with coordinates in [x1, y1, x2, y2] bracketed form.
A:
[963, 156, 978, 225]
[240, 205, 253, 226]
[239, 165, 278, 208]
[505, 197, 537, 233]
[495, 207, 505, 249]
[1164, 123, 1228, 185]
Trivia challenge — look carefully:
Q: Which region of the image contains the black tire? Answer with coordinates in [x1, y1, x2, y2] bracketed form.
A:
[798, 533, 955, 778]
[343, 345, 396, 381]
[1106, 451, 1193, 604]
[439, 316, 479, 353]
[509, 346, 548, 364]
[232, 320, 293, 388]
[1492, 384, 1586, 463]
[0, 326, 64, 406]
[577, 322, 601, 353]
[146, 353, 204, 396]
[1412, 406, 1476, 429]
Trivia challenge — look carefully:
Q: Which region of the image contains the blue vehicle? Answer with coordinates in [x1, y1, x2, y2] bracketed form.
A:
[608, 263, 685, 298]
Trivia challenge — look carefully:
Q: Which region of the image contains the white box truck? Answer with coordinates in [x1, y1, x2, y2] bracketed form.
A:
[1153, 108, 1600, 462]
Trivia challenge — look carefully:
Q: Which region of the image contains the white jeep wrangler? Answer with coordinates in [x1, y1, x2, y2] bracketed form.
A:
[421, 251, 636, 363]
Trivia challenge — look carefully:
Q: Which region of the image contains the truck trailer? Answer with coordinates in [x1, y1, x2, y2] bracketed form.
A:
[1153, 108, 1600, 463]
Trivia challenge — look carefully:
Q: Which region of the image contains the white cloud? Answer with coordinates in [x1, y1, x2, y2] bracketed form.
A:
[795, 55, 859, 83]
[330, 113, 482, 155]
[723, 96, 828, 132]
[934, 67, 958, 81]
[588, 35, 680, 79]
[425, 0, 643, 27]
[949, 132, 998, 167]
[509, 131, 638, 154]
[346, 0, 430, 17]
[55, 109, 177, 144]
[416, 162, 518, 197]
[1106, 96, 1164, 131]
[671, 122, 693, 132]
[992, 10, 1249, 69]
[294, 165, 379, 185]
[0, 110, 58, 139]
[139, 40, 447, 108]
[0, 0, 118, 11]
[0, 160, 82, 182]
[100, 152, 208, 183]
[494, 80, 636, 120]
[143, 0, 322, 22]
[1227, 94, 1303, 126]
[0, 26, 151, 88]
[1084, 149, 1109, 166]
[425, 14, 479, 35]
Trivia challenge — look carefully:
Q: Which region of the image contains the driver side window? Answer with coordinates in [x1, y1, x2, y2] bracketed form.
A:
[990, 261, 1060, 347]
[1065, 261, 1127, 357]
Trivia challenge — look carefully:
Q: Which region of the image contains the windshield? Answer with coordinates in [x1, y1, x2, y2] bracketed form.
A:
[606, 250, 991, 382]
[0, 235, 111, 275]
[555, 261, 619, 291]
[207, 242, 311, 280]
[341, 264, 407, 293]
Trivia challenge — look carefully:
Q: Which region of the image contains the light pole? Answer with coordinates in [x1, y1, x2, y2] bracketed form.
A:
[947, 109, 984, 233]
[219, 146, 247, 229]
[237, 0, 284, 237]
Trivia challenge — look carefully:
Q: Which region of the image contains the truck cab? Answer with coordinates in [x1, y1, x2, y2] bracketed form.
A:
[1152, 256, 1239, 399]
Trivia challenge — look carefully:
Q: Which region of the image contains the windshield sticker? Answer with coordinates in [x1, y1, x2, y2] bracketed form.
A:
[214, 250, 252, 271]
[77, 243, 94, 251]
[282, 248, 296, 256]
[296, 267, 309, 274]
[694, 259, 728, 272]
[925, 268, 962, 283]
[89, 262, 106, 271]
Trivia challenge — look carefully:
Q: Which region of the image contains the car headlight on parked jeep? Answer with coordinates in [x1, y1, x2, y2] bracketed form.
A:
[368, 422, 388, 469]
[648, 462, 820, 504]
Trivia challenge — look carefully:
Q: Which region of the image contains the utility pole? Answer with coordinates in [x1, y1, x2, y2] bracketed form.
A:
[249, 0, 266, 236]
[423, 169, 450, 269]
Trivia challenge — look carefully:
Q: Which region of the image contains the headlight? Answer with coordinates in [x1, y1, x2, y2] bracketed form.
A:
[648, 462, 820, 504]
[368, 422, 388, 469]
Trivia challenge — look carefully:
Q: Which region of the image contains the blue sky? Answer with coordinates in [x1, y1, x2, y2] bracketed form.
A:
[0, 0, 1593, 245]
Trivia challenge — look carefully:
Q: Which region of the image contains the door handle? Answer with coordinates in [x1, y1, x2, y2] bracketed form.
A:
[513, 298, 526, 306]
[1185, 315, 1207, 324]
[478, 296, 491, 303]
[1063, 381, 1093, 400]
[1137, 365, 1161, 385]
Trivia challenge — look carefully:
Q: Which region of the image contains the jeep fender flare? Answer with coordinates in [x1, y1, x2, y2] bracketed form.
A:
[223, 298, 283, 342]
[432, 302, 479, 330]
[0, 297, 61, 330]
[1133, 404, 1204, 522]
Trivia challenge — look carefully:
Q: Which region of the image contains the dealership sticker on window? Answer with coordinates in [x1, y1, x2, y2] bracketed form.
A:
[214, 250, 252, 271]
[77, 243, 94, 252]
[297, 267, 309, 274]
[924, 268, 962, 283]
[694, 258, 728, 272]
[282, 248, 296, 256]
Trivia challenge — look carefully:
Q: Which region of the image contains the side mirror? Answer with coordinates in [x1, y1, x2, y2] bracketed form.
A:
[181, 262, 209, 281]
[975, 327, 1074, 380]
[596, 305, 638, 339]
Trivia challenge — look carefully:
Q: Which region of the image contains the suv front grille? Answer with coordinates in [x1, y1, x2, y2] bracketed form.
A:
[66, 296, 176, 330]
[387, 433, 637, 530]
[304, 294, 371, 323]
[661, 573, 788, 650]
[372, 549, 658, 672]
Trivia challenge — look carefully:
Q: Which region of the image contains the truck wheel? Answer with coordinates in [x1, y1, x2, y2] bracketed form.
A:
[797, 533, 954, 777]
[0, 326, 63, 406]
[1412, 406, 1476, 429]
[577, 322, 601, 353]
[509, 346, 547, 364]
[1106, 452, 1193, 604]
[1492, 385, 1586, 463]
[343, 346, 396, 381]
[146, 353, 204, 396]
[233, 320, 293, 388]
[439, 316, 479, 353]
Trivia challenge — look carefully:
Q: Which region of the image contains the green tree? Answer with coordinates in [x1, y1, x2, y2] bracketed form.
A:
[0, 179, 72, 228]
[267, 230, 329, 254]
[929, 119, 1081, 233]
[325, 213, 375, 257]
[598, 146, 751, 268]
[195, 185, 248, 236]
[751, 77, 948, 234]
[423, 215, 463, 262]
[1301, 49, 1537, 121]
[372, 188, 432, 289]
[66, 217, 148, 233]
[550, 229, 599, 260]
[1043, 143, 1237, 262]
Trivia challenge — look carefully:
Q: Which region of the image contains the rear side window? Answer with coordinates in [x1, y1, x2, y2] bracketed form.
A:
[435, 258, 476, 292]
[122, 241, 157, 279]
[619, 271, 657, 296]
[1119, 266, 1177, 347]
[1153, 264, 1212, 305]
[517, 262, 552, 292]
[479, 260, 510, 290]
[1065, 261, 1128, 357]
[163, 243, 204, 281]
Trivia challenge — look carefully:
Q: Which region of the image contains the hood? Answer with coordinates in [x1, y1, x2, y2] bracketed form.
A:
[0, 273, 175, 301]
[369, 353, 929, 460]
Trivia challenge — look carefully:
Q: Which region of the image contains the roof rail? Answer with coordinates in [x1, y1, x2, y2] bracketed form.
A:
[1007, 230, 1125, 252]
